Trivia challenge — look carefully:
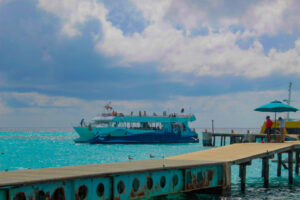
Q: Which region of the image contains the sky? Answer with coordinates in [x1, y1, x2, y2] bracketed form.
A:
[1, 0, 300, 128]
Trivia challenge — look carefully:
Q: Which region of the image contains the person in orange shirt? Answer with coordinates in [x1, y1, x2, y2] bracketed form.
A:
[265, 116, 273, 142]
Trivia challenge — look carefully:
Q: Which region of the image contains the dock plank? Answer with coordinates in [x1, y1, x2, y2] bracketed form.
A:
[168, 142, 300, 164]
[0, 159, 218, 187]
[1, 141, 300, 187]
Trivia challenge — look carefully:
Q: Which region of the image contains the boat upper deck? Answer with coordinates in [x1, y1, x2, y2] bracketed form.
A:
[92, 114, 196, 123]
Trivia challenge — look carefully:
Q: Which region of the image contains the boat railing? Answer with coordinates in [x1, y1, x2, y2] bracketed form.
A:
[118, 114, 194, 118]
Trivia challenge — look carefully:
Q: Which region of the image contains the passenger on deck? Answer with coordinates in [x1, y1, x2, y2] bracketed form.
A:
[163, 111, 167, 116]
[278, 117, 285, 142]
[265, 116, 273, 142]
[80, 118, 86, 127]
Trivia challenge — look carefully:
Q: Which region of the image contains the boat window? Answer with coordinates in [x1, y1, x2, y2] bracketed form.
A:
[95, 123, 109, 128]
[110, 122, 118, 127]
[119, 122, 127, 127]
[154, 122, 162, 130]
[92, 121, 110, 127]
[172, 123, 183, 131]
[182, 123, 187, 131]
[127, 122, 163, 130]
[141, 122, 151, 129]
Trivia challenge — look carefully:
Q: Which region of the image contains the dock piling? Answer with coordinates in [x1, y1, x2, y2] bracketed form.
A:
[277, 153, 282, 177]
[202, 131, 213, 146]
[262, 157, 269, 188]
[288, 151, 293, 184]
[261, 158, 265, 178]
[239, 164, 246, 191]
[296, 152, 299, 175]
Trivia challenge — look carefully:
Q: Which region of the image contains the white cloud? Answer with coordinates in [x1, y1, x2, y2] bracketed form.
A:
[38, 0, 108, 37]
[164, 0, 300, 36]
[241, 0, 292, 35]
[37, 0, 300, 78]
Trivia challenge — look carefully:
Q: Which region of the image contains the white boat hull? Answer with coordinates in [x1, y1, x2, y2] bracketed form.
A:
[73, 127, 96, 142]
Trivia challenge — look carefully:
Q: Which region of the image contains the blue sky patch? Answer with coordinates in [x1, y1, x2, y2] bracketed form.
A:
[259, 32, 299, 55]
[103, 0, 148, 36]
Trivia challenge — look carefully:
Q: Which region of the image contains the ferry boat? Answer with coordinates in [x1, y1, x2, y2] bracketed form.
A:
[73, 104, 199, 144]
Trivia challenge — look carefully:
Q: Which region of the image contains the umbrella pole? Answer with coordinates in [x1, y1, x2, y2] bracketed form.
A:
[274, 112, 277, 131]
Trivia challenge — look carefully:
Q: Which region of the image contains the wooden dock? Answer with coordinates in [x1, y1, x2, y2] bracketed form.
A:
[0, 141, 300, 199]
[202, 131, 299, 146]
[202, 131, 266, 146]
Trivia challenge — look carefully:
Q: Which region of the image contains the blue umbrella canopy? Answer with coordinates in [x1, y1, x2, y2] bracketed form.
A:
[254, 100, 298, 112]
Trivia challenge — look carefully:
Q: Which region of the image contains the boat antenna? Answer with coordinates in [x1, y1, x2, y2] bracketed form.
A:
[286, 82, 292, 120]
[283, 82, 292, 121]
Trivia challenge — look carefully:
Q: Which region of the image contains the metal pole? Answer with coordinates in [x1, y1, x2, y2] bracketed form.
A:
[212, 120, 214, 134]
[287, 82, 292, 120]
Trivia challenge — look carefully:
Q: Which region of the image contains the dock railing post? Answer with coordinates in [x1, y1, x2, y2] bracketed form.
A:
[288, 151, 293, 184]
[220, 136, 223, 146]
[296, 152, 299, 175]
[262, 157, 269, 188]
[277, 153, 282, 177]
[202, 131, 212, 146]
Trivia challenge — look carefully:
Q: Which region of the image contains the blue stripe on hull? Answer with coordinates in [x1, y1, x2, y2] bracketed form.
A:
[89, 132, 199, 144]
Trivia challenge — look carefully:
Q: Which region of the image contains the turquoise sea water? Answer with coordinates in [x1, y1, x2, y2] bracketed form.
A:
[0, 128, 299, 199]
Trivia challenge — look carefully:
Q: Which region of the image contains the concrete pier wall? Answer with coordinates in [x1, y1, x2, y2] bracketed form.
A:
[1, 164, 227, 200]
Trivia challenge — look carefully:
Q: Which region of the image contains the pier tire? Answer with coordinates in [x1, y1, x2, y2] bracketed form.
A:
[117, 181, 125, 194]
[132, 178, 140, 192]
[172, 174, 179, 186]
[13, 192, 26, 200]
[77, 185, 88, 200]
[36, 190, 46, 200]
[146, 177, 153, 190]
[51, 187, 65, 200]
[96, 183, 105, 197]
[160, 176, 166, 188]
